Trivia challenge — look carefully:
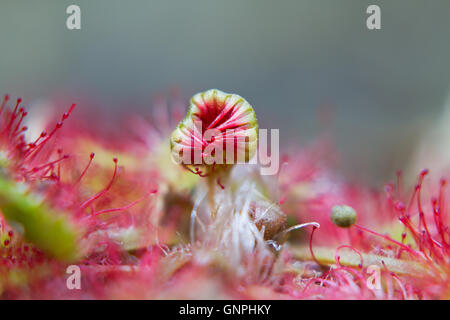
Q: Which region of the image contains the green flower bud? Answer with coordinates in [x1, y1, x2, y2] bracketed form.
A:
[331, 205, 357, 228]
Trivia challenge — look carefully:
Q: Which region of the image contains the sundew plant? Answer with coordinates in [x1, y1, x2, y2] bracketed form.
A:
[0, 88, 449, 300]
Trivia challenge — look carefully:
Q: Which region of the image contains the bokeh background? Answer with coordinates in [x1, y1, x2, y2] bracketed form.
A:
[1, 0, 450, 184]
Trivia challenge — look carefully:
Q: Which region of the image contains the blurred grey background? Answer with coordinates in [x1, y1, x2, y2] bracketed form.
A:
[1, 0, 450, 184]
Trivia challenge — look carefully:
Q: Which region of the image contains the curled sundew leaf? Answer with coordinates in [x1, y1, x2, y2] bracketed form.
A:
[0, 176, 84, 262]
[170, 89, 258, 175]
[291, 245, 429, 276]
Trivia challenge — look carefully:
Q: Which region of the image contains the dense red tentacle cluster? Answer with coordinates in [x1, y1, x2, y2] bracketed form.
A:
[1, 92, 449, 299]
